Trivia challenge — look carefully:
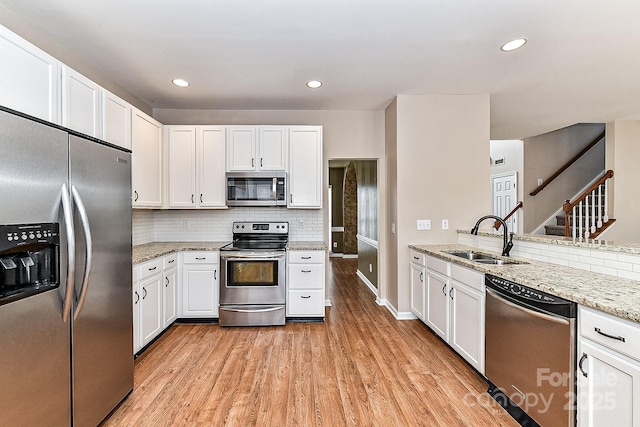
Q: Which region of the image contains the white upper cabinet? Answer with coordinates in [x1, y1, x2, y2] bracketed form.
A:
[132, 109, 163, 208]
[102, 90, 132, 149]
[288, 126, 323, 208]
[166, 125, 226, 209]
[197, 126, 226, 208]
[0, 24, 59, 123]
[226, 126, 287, 172]
[61, 65, 101, 137]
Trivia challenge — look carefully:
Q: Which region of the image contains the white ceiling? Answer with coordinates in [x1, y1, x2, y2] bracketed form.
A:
[2, 0, 640, 139]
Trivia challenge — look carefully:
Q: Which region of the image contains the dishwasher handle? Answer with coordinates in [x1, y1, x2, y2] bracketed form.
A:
[486, 288, 570, 325]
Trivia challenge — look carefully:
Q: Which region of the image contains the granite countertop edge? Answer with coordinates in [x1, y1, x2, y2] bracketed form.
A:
[409, 243, 640, 324]
[133, 240, 328, 264]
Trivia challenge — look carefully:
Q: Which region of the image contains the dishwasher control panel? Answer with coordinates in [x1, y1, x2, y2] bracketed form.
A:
[485, 274, 576, 318]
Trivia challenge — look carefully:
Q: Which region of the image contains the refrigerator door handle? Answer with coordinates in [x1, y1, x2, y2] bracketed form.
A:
[71, 186, 93, 320]
[61, 183, 75, 323]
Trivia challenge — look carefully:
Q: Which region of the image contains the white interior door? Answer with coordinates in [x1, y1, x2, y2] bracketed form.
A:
[491, 172, 518, 233]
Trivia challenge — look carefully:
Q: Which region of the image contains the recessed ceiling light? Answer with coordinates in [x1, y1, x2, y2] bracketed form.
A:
[306, 80, 322, 89]
[500, 38, 527, 52]
[172, 78, 190, 87]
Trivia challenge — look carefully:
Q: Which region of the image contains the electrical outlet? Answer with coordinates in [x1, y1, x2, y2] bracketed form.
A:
[299, 219, 304, 228]
[369, 264, 373, 273]
[417, 219, 431, 230]
[391, 223, 396, 234]
[442, 219, 449, 230]
[183, 221, 190, 229]
[333, 241, 338, 248]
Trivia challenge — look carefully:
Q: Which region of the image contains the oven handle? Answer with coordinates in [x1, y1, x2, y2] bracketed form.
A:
[220, 306, 283, 313]
[221, 253, 285, 260]
[486, 288, 570, 325]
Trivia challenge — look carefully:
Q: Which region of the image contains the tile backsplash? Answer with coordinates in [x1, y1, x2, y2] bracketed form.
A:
[133, 208, 323, 245]
[458, 232, 640, 281]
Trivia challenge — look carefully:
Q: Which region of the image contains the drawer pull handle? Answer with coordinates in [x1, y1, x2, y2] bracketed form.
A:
[301, 270, 312, 273]
[168, 259, 175, 264]
[413, 256, 419, 260]
[148, 266, 157, 271]
[142, 287, 147, 299]
[578, 353, 588, 378]
[301, 256, 312, 259]
[594, 327, 626, 342]
[301, 295, 311, 299]
[165, 277, 169, 287]
[442, 284, 447, 296]
[420, 272, 423, 283]
[134, 291, 139, 304]
[196, 257, 206, 260]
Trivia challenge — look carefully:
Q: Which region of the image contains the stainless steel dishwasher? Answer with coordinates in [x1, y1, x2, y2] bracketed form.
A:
[485, 274, 577, 427]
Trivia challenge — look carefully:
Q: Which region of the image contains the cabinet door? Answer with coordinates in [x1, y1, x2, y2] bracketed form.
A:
[132, 109, 163, 207]
[167, 126, 196, 208]
[0, 25, 59, 123]
[578, 339, 640, 427]
[182, 264, 219, 317]
[450, 281, 485, 374]
[425, 269, 449, 341]
[61, 66, 101, 137]
[132, 278, 140, 354]
[140, 274, 162, 347]
[226, 126, 256, 171]
[288, 126, 322, 208]
[102, 90, 131, 149]
[410, 263, 426, 321]
[163, 268, 177, 327]
[258, 127, 287, 170]
[197, 126, 226, 207]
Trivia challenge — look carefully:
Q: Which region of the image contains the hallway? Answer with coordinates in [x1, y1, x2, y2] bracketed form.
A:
[103, 258, 516, 426]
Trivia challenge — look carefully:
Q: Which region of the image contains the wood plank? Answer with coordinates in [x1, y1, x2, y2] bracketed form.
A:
[102, 258, 518, 427]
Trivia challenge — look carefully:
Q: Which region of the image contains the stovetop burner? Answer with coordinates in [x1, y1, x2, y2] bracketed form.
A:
[221, 221, 288, 252]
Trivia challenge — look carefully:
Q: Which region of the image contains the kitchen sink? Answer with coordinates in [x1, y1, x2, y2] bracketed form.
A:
[445, 250, 525, 265]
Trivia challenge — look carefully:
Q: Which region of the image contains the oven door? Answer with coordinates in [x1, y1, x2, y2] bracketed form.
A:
[220, 252, 285, 305]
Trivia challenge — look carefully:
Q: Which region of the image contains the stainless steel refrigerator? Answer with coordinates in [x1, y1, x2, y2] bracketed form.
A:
[0, 107, 133, 426]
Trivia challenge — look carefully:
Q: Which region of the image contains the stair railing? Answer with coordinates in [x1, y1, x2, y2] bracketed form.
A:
[562, 170, 614, 238]
[494, 201, 523, 230]
[530, 131, 606, 196]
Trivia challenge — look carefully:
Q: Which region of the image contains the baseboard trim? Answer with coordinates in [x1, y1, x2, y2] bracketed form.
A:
[356, 270, 378, 297]
[343, 254, 358, 259]
[377, 300, 417, 321]
[324, 299, 332, 307]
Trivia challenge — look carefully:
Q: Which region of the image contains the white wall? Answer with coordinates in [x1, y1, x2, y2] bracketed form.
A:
[387, 94, 490, 315]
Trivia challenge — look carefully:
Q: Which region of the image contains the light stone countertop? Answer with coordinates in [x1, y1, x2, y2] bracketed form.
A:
[133, 240, 328, 264]
[133, 241, 229, 265]
[409, 243, 640, 324]
[286, 241, 328, 251]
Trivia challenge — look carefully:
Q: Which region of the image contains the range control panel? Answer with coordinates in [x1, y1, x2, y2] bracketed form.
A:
[1, 223, 60, 251]
[232, 222, 288, 234]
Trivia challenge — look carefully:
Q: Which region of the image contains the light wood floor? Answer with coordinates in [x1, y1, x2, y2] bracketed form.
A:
[102, 258, 517, 426]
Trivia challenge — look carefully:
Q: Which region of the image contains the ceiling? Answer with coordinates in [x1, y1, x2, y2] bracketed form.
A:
[2, 0, 640, 139]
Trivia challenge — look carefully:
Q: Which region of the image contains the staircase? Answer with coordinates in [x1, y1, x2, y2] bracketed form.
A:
[544, 172, 616, 239]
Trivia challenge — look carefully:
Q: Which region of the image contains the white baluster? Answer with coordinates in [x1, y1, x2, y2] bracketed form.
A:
[591, 190, 596, 234]
[597, 184, 603, 228]
[578, 201, 583, 239]
[603, 180, 609, 223]
[572, 205, 577, 239]
[584, 198, 590, 239]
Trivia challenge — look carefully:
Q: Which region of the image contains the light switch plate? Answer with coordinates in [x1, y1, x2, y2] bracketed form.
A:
[442, 219, 449, 230]
[417, 219, 431, 230]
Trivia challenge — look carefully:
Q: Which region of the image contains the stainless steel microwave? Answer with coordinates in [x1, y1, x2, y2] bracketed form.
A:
[226, 172, 287, 207]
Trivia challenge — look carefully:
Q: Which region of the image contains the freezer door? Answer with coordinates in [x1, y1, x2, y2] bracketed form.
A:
[0, 109, 72, 426]
[69, 135, 133, 427]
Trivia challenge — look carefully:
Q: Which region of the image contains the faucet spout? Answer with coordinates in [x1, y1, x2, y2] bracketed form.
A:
[470, 215, 513, 257]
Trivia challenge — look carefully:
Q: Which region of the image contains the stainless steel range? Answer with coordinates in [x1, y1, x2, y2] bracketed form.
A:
[219, 222, 288, 326]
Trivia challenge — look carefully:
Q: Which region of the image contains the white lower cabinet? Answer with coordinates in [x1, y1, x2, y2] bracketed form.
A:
[138, 259, 163, 348]
[410, 249, 426, 321]
[418, 254, 485, 374]
[287, 250, 326, 318]
[132, 268, 141, 354]
[577, 306, 640, 426]
[180, 252, 219, 317]
[162, 254, 178, 327]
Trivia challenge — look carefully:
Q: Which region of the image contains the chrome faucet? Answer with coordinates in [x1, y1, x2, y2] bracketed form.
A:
[470, 215, 514, 257]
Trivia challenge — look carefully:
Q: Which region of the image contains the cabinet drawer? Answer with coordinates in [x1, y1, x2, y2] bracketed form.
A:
[427, 255, 449, 276]
[450, 263, 484, 292]
[163, 253, 178, 269]
[138, 258, 162, 280]
[410, 249, 426, 267]
[182, 252, 218, 264]
[580, 306, 640, 362]
[288, 250, 324, 264]
[288, 290, 324, 316]
[288, 265, 324, 289]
